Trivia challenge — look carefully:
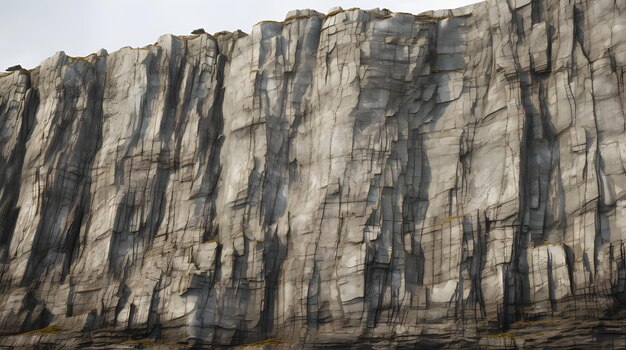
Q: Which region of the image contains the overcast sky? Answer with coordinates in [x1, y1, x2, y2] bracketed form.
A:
[1, 0, 480, 70]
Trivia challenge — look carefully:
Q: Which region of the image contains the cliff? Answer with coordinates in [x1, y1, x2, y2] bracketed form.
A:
[0, 0, 626, 348]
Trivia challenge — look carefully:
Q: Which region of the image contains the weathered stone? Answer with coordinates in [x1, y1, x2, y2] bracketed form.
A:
[0, 0, 626, 348]
[5, 64, 22, 71]
[191, 28, 206, 35]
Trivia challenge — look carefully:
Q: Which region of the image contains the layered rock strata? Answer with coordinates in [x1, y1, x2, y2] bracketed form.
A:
[1, 0, 626, 348]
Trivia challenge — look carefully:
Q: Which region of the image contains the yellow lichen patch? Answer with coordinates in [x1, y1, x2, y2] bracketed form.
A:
[393, 11, 415, 17]
[230, 338, 282, 349]
[69, 55, 95, 64]
[17, 325, 65, 336]
[441, 215, 464, 224]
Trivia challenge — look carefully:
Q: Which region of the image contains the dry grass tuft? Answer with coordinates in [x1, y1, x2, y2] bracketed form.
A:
[486, 332, 515, 339]
[122, 339, 158, 346]
[230, 338, 282, 349]
[17, 325, 65, 336]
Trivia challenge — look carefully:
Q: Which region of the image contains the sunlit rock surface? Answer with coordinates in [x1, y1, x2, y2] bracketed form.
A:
[1, 0, 626, 348]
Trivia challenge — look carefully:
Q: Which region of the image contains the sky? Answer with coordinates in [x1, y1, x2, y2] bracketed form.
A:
[0, 0, 480, 70]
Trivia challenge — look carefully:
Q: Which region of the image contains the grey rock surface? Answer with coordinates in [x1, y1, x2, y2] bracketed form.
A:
[0, 0, 626, 348]
[5, 65, 22, 72]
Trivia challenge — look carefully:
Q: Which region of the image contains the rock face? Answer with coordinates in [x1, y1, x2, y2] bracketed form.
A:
[1, 0, 626, 348]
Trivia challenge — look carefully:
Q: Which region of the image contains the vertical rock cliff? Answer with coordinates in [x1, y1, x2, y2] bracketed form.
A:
[1, 0, 626, 348]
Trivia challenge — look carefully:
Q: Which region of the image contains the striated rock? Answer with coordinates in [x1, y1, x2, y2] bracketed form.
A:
[0, 0, 626, 348]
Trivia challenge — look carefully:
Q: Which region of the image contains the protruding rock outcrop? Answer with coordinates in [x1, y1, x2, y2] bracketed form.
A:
[1, 0, 626, 348]
[5, 64, 23, 72]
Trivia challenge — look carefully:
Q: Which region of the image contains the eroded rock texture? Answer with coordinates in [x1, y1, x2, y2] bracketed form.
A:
[1, 0, 626, 348]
